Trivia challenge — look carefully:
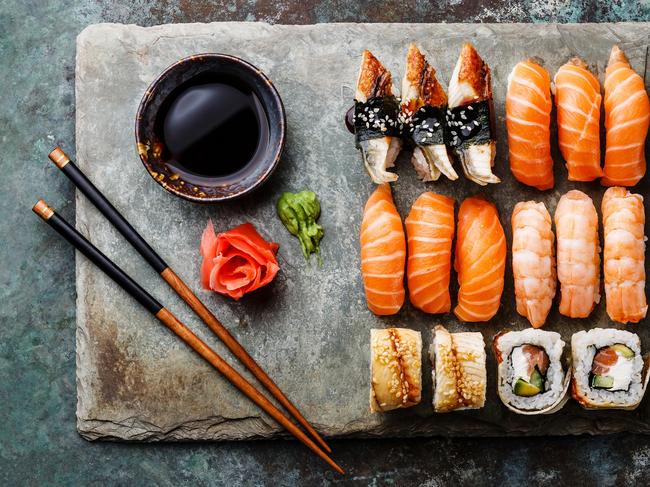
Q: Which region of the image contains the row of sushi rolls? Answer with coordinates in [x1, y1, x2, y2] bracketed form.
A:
[353, 42, 650, 415]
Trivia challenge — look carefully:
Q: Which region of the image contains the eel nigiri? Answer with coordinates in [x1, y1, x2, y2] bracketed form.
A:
[554, 190, 600, 318]
[360, 184, 406, 315]
[602, 46, 650, 187]
[354, 50, 402, 184]
[506, 60, 554, 190]
[511, 201, 556, 328]
[554, 58, 603, 181]
[602, 187, 647, 323]
[454, 196, 506, 322]
[447, 43, 500, 186]
[405, 192, 455, 314]
[400, 43, 458, 182]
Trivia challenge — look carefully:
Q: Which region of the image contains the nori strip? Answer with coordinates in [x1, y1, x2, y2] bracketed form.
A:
[354, 96, 401, 148]
[447, 99, 494, 150]
[408, 105, 448, 147]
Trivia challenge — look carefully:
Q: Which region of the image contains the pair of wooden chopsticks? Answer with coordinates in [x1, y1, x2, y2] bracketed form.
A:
[35, 147, 343, 475]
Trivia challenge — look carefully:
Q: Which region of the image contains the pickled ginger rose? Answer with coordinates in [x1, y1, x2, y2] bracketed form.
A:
[200, 220, 280, 300]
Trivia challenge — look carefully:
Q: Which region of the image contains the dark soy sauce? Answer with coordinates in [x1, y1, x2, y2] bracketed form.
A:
[159, 75, 270, 179]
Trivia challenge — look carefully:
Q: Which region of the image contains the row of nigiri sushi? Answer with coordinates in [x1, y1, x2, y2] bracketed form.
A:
[352, 43, 650, 189]
[360, 184, 505, 320]
[370, 326, 650, 415]
[360, 184, 647, 326]
[353, 43, 498, 185]
[508, 46, 649, 189]
[515, 186, 648, 326]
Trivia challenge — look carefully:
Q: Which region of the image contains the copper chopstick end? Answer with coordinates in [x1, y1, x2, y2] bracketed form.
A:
[48, 147, 70, 169]
[33, 200, 54, 220]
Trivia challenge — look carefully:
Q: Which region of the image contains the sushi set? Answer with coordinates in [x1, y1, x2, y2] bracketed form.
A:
[357, 42, 650, 415]
[59, 22, 650, 452]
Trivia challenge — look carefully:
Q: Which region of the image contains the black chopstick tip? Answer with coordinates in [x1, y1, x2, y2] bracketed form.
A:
[48, 147, 70, 169]
[33, 200, 54, 221]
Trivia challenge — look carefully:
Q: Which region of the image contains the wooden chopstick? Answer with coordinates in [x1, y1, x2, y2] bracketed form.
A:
[48, 147, 331, 454]
[32, 200, 344, 475]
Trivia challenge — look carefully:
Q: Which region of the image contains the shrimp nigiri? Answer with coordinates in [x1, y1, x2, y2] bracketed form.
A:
[506, 60, 554, 190]
[354, 50, 402, 184]
[602, 46, 650, 187]
[447, 43, 500, 186]
[360, 184, 406, 315]
[554, 58, 603, 181]
[602, 187, 647, 323]
[554, 190, 600, 318]
[405, 192, 455, 314]
[454, 196, 506, 322]
[401, 44, 458, 182]
[511, 201, 556, 328]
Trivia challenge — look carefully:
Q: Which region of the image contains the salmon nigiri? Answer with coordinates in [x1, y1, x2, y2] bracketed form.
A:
[554, 190, 600, 318]
[511, 201, 556, 328]
[506, 60, 554, 190]
[405, 192, 455, 314]
[360, 184, 406, 315]
[554, 58, 603, 181]
[454, 196, 506, 322]
[602, 187, 647, 323]
[602, 46, 650, 187]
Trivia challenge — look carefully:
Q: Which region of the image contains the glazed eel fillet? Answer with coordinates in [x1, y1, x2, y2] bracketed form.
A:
[400, 43, 458, 182]
[447, 43, 500, 185]
[354, 50, 403, 184]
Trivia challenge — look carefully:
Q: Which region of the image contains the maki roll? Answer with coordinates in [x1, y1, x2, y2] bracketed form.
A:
[400, 43, 458, 182]
[571, 328, 650, 410]
[370, 328, 422, 412]
[493, 329, 570, 415]
[354, 50, 402, 184]
[447, 43, 500, 186]
[429, 325, 486, 412]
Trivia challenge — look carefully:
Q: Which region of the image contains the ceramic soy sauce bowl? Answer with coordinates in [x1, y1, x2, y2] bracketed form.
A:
[135, 54, 285, 203]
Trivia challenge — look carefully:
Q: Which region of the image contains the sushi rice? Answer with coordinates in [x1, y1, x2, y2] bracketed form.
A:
[494, 329, 569, 414]
[571, 328, 648, 410]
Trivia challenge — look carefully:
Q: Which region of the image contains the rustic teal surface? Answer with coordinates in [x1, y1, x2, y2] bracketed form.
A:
[2, 1, 650, 485]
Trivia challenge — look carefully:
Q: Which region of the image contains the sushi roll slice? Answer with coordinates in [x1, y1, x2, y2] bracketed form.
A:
[493, 329, 570, 415]
[447, 43, 500, 186]
[400, 43, 458, 182]
[571, 328, 650, 410]
[429, 325, 486, 412]
[354, 50, 402, 184]
[370, 328, 422, 412]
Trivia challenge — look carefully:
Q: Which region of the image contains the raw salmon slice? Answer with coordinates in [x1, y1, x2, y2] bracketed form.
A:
[591, 347, 619, 376]
[360, 184, 406, 315]
[454, 195, 506, 322]
[521, 344, 550, 376]
[554, 58, 603, 181]
[506, 60, 554, 190]
[602, 46, 650, 187]
[405, 192, 455, 314]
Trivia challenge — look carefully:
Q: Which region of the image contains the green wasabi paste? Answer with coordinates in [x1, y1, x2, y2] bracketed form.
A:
[277, 190, 324, 261]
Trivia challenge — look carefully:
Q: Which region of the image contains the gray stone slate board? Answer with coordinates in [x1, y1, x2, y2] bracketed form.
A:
[75, 22, 650, 441]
